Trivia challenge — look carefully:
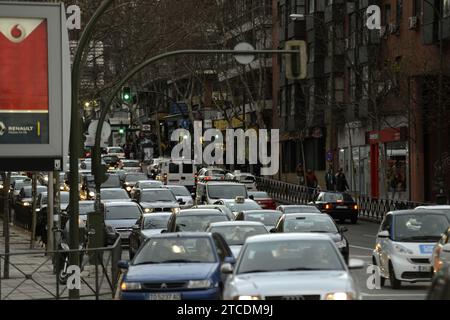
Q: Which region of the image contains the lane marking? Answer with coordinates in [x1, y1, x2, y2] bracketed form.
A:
[350, 245, 373, 251]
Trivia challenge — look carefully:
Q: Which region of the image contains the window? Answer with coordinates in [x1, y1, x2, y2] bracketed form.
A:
[309, 0, 315, 13]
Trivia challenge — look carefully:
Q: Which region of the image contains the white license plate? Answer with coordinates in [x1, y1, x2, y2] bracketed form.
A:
[336, 206, 348, 209]
[418, 266, 432, 272]
[149, 293, 181, 300]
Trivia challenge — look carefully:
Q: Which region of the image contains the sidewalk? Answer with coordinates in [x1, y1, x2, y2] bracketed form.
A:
[0, 219, 116, 300]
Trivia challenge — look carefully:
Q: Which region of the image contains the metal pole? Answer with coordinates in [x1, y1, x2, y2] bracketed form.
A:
[68, 0, 115, 300]
[47, 172, 54, 255]
[437, 13, 445, 201]
[30, 173, 37, 249]
[2, 172, 11, 279]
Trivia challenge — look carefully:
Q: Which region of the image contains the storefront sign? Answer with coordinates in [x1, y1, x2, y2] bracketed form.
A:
[0, 2, 71, 171]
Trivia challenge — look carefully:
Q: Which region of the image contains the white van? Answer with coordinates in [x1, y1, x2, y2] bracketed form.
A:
[156, 160, 198, 193]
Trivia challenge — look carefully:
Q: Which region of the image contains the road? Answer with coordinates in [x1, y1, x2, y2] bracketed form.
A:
[345, 219, 429, 300]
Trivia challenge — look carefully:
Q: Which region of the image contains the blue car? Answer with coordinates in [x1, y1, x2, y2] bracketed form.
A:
[117, 232, 235, 300]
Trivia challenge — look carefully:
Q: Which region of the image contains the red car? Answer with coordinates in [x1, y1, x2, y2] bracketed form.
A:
[248, 191, 277, 210]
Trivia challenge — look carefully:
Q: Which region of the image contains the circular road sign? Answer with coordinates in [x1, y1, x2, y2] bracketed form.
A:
[234, 42, 255, 65]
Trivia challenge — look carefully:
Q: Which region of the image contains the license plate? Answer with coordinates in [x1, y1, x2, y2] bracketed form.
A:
[418, 266, 432, 272]
[419, 245, 435, 254]
[149, 293, 181, 300]
[336, 206, 348, 209]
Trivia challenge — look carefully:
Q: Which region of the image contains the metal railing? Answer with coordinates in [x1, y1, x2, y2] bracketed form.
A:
[256, 177, 427, 222]
[0, 237, 122, 300]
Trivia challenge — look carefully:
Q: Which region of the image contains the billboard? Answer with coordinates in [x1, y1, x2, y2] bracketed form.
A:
[0, 2, 71, 171]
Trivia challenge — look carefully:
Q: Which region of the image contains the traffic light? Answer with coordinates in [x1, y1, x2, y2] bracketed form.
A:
[119, 127, 125, 135]
[285, 40, 307, 80]
[121, 86, 132, 102]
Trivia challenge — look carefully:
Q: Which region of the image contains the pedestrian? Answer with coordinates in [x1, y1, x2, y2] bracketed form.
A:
[124, 142, 131, 159]
[335, 168, 349, 192]
[305, 169, 318, 201]
[325, 165, 335, 191]
[296, 163, 305, 186]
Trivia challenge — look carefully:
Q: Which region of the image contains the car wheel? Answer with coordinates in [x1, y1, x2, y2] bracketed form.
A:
[372, 257, 385, 287]
[350, 216, 358, 224]
[389, 261, 401, 289]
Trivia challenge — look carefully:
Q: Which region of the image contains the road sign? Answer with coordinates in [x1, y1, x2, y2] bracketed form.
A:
[88, 120, 111, 141]
[234, 42, 255, 65]
[326, 151, 333, 162]
[285, 40, 307, 80]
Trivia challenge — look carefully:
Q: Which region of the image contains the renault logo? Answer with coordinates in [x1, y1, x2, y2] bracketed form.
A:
[160, 283, 168, 289]
[0, 122, 6, 136]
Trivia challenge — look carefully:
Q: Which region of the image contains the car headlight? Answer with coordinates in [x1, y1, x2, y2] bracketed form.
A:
[144, 208, 154, 213]
[23, 202, 31, 207]
[89, 191, 95, 198]
[172, 207, 180, 214]
[120, 282, 142, 291]
[325, 292, 354, 300]
[394, 244, 413, 255]
[234, 295, 262, 300]
[0, 184, 3, 189]
[187, 280, 212, 289]
[126, 186, 132, 192]
[336, 239, 347, 249]
[60, 186, 65, 191]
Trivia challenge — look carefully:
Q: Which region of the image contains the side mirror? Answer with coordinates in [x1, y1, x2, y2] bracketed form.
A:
[178, 199, 185, 205]
[442, 243, 450, 253]
[132, 224, 140, 231]
[221, 263, 234, 274]
[348, 259, 365, 270]
[160, 229, 167, 234]
[340, 227, 348, 233]
[270, 228, 277, 233]
[377, 230, 390, 238]
[117, 260, 129, 270]
[249, 195, 254, 200]
[224, 256, 236, 265]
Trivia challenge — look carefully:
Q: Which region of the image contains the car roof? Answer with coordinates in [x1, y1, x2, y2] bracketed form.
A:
[141, 188, 171, 192]
[204, 182, 245, 186]
[246, 233, 332, 243]
[146, 232, 213, 239]
[209, 221, 266, 228]
[415, 205, 450, 210]
[279, 205, 316, 208]
[100, 188, 125, 191]
[103, 201, 139, 207]
[137, 180, 162, 184]
[178, 208, 226, 215]
[165, 185, 189, 189]
[79, 201, 95, 205]
[282, 212, 327, 219]
[143, 212, 172, 218]
[387, 209, 449, 216]
[241, 210, 281, 214]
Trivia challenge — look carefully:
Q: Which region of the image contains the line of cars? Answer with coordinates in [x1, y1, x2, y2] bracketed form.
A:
[114, 175, 364, 300]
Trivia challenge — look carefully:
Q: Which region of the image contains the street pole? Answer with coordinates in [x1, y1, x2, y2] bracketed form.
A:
[2, 172, 11, 279]
[330, 22, 336, 172]
[68, 0, 115, 300]
[30, 173, 37, 249]
[47, 172, 54, 256]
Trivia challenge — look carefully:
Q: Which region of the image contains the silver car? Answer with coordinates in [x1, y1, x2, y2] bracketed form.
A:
[222, 233, 363, 300]
[164, 185, 194, 209]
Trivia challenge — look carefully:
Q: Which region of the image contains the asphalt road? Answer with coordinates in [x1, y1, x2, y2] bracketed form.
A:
[344, 219, 429, 300]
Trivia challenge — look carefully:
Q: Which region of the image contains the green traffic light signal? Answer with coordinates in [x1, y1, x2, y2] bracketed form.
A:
[119, 128, 125, 134]
[122, 87, 131, 102]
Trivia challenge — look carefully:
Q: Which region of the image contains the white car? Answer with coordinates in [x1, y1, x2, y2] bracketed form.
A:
[223, 233, 363, 300]
[373, 209, 450, 289]
[226, 171, 257, 191]
[106, 146, 125, 159]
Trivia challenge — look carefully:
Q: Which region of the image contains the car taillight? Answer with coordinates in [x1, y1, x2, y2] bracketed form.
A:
[204, 176, 211, 181]
[353, 205, 358, 210]
[325, 204, 332, 210]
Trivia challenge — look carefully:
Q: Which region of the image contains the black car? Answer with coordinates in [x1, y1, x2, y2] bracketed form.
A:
[102, 155, 121, 169]
[128, 212, 172, 259]
[427, 264, 450, 300]
[310, 192, 359, 224]
[80, 174, 122, 200]
[122, 173, 148, 193]
[270, 212, 350, 263]
[166, 209, 231, 233]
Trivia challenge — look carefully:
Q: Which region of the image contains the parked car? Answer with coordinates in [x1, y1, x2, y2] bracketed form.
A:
[132, 188, 180, 214]
[222, 233, 363, 300]
[128, 212, 172, 259]
[310, 192, 359, 224]
[166, 208, 230, 232]
[277, 205, 321, 214]
[206, 221, 268, 258]
[104, 202, 144, 246]
[248, 191, 277, 210]
[372, 209, 450, 289]
[234, 210, 282, 232]
[270, 213, 350, 263]
[427, 264, 450, 300]
[164, 185, 194, 209]
[117, 232, 235, 300]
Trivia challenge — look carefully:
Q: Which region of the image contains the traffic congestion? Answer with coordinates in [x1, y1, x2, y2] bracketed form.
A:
[2, 147, 450, 301]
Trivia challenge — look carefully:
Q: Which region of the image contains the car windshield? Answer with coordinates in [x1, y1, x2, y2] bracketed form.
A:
[225, 201, 261, 212]
[123, 161, 140, 168]
[108, 148, 123, 153]
[208, 185, 248, 199]
[143, 215, 170, 229]
[141, 190, 176, 202]
[42, 192, 69, 205]
[322, 193, 354, 202]
[14, 180, 32, 190]
[283, 206, 321, 214]
[101, 175, 121, 188]
[244, 212, 282, 226]
[176, 214, 229, 232]
[209, 225, 267, 245]
[237, 240, 344, 274]
[23, 186, 46, 197]
[134, 237, 217, 265]
[206, 169, 225, 176]
[139, 181, 163, 188]
[101, 189, 129, 200]
[393, 214, 450, 242]
[249, 192, 269, 198]
[167, 186, 191, 196]
[105, 205, 141, 220]
[284, 216, 338, 233]
[125, 174, 147, 182]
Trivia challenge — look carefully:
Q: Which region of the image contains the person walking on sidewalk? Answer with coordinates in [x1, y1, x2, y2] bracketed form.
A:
[325, 165, 336, 191]
[335, 168, 349, 192]
[296, 163, 305, 186]
[306, 169, 318, 201]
